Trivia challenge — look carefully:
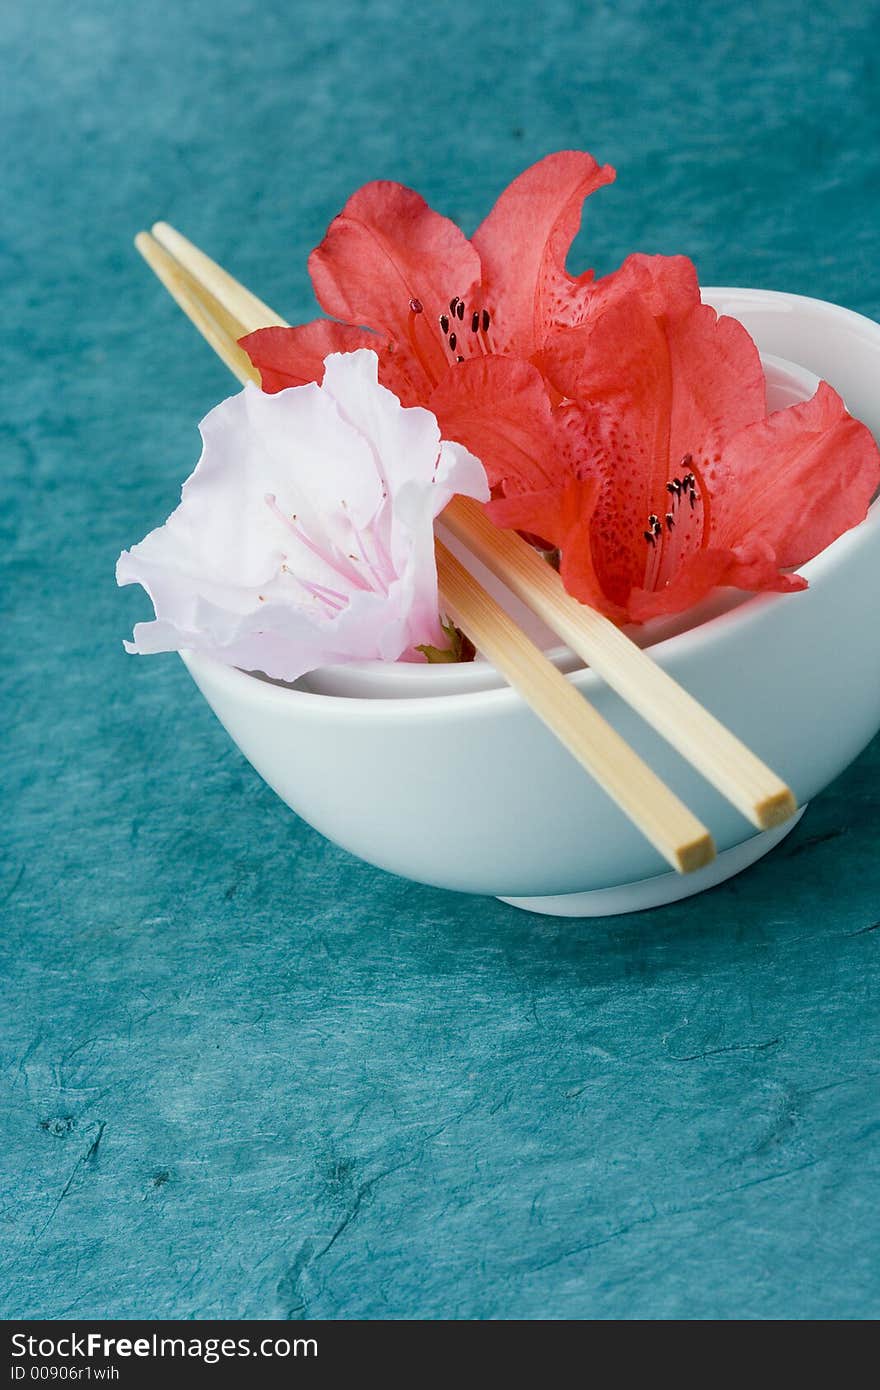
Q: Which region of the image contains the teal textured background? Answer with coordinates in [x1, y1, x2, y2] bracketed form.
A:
[3, 0, 880, 1320]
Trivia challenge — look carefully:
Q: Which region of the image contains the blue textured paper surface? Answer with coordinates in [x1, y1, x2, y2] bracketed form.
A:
[3, 0, 880, 1320]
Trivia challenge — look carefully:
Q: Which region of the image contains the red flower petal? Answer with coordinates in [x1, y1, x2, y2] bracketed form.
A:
[492, 488, 802, 624]
[308, 181, 481, 388]
[534, 292, 764, 609]
[541, 267, 760, 433]
[533, 305, 880, 624]
[487, 474, 619, 619]
[239, 321, 427, 406]
[625, 541, 806, 624]
[588, 251, 701, 322]
[429, 356, 565, 495]
[712, 380, 880, 567]
[471, 151, 616, 356]
[240, 321, 378, 392]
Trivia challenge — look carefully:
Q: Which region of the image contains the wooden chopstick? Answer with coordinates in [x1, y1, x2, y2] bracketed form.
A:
[135, 226, 716, 874]
[435, 541, 714, 874]
[151, 223, 288, 332]
[134, 232, 261, 387]
[145, 222, 796, 834]
[442, 499, 797, 831]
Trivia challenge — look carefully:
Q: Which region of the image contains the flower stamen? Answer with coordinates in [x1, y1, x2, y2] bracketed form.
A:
[642, 454, 706, 590]
[405, 299, 444, 388]
[297, 578, 349, 612]
[264, 493, 370, 592]
[438, 296, 494, 362]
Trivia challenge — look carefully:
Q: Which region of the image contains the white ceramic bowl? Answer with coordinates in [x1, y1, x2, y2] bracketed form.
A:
[183, 290, 880, 915]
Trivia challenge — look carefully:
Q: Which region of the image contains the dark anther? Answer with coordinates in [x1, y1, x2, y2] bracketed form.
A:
[471, 311, 480, 333]
[440, 314, 449, 334]
[648, 513, 658, 526]
[482, 309, 490, 332]
[689, 493, 697, 509]
[644, 530, 656, 546]
[653, 520, 662, 536]
[450, 297, 460, 314]
[665, 513, 675, 530]
[456, 300, 465, 320]
[448, 332, 457, 351]
[409, 298, 423, 314]
[456, 354, 464, 362]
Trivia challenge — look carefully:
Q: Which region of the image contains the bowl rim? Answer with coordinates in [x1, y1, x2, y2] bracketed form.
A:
[183, 286, 880, 723]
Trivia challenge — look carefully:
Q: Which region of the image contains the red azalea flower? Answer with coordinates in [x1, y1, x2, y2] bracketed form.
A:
[240, 160, 880, 627]
[485, 260, 880, 622]
[240, 149, 615, 405]
[429, 253, 704, 505]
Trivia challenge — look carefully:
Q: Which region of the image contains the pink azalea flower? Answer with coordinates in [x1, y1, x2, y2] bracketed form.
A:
[117, 350, 488, 680]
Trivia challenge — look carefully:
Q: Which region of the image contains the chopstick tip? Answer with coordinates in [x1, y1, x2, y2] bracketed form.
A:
[675, 831, 716, 876]
[754, 787, 798, 831]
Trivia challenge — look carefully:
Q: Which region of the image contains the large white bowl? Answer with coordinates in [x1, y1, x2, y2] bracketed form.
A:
[182, 290, 880, 915]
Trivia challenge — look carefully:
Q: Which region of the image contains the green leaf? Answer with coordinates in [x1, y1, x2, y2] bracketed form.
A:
[416, 617, 473, 664]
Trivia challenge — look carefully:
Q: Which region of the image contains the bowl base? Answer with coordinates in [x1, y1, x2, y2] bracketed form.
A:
[498, 806, 806, 917]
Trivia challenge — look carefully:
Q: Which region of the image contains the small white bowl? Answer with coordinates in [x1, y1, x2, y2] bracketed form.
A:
[182, 290, 880, 915]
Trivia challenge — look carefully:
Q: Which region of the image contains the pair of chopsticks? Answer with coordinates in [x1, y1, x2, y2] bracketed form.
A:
[135, 222, 797, 875]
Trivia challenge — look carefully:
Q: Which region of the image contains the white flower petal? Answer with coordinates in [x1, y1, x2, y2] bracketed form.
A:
[118, 350, 490, 681]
